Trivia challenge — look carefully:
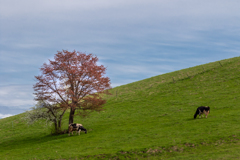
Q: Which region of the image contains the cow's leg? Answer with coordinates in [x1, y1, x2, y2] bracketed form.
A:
[76, 125, 81, 135]
[205, 111, 209, 118]
[198, 110, 202, 118]
[68, 127, 72, 136]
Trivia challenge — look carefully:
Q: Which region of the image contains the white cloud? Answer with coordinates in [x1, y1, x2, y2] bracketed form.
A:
[0, 85, 35, 108]
[1, 0, 240, 26]
[0, 113, 14, 119]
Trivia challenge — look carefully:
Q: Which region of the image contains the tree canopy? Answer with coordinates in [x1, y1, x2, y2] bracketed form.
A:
[34, 50, 111, 124]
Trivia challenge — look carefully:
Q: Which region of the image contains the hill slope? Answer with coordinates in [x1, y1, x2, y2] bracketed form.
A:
[1, 56, 240, 159]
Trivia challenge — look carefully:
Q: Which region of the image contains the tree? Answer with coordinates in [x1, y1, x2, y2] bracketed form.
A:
[33, 50, 111, 125]
[24, 101, 67, 134]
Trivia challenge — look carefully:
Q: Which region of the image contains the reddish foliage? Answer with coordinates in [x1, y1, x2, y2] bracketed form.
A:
[33, 50, 111, 124]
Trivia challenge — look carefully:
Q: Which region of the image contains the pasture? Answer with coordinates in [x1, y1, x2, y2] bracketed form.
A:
[1, 56, 240, 159]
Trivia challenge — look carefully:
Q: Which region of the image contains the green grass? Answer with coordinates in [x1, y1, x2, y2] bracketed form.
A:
[1, 56, 240, 159]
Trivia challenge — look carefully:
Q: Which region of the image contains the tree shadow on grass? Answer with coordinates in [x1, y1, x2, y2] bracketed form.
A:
[0, 132, 80, 151]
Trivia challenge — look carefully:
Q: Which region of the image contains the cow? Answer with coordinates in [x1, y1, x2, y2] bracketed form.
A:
[194, 106, 210, 119]
[68, 123, 87, 136]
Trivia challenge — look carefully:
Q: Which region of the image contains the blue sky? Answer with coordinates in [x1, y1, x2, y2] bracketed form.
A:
[0, 0, 240, 118]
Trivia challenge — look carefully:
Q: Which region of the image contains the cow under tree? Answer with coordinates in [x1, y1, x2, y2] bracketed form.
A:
[33, 50, 111, 128]
[68, 123, 87, 136]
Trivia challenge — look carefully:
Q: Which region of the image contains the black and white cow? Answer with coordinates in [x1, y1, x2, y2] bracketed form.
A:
[68, 123, 87, 136]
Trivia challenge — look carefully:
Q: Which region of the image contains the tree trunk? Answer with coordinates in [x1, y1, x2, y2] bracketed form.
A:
[69, 107, 76, 124]
[54, 120, 58, 133]
[58, 109, 66, 132]
[58, 120, 61, 132]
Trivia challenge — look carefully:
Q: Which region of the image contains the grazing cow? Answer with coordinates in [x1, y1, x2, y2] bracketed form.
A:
[194, 106, 210, 119]
[68, 123, 87, 136]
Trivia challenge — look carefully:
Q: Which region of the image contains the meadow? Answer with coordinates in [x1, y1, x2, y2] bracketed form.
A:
[1, 56, 240, 159]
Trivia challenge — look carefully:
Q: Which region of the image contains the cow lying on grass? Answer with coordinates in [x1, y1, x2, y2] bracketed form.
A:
[68, 123, 87, 136]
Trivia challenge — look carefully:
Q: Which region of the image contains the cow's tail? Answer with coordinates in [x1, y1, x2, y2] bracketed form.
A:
[194, 109, 199, 119]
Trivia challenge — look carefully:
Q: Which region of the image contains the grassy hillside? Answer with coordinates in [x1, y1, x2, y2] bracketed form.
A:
[1, 56, 240, 159]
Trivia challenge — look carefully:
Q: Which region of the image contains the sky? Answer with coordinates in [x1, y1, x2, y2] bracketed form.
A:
[1, 0, 240, 118]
